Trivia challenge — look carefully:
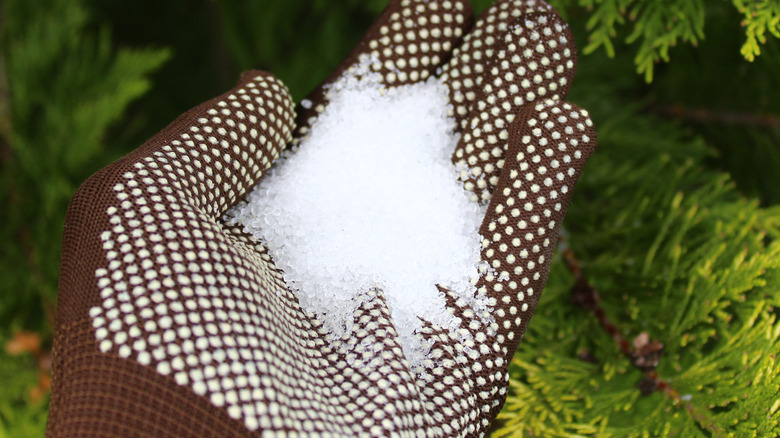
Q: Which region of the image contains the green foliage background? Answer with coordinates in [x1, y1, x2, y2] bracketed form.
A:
[1, 0, 778, 436]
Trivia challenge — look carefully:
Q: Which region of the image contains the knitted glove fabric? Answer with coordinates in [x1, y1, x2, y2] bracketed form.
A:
[48, 1, 596, 437]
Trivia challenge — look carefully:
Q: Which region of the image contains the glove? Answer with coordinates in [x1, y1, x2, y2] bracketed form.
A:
[48, 0, 596, 436]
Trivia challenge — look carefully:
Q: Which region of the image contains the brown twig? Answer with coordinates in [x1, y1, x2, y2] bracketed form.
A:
[652, 103, 780, 130]
[562, 246, 724, 437]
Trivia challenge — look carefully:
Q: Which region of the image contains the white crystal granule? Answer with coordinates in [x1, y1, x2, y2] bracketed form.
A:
[228, 76, 486, 368]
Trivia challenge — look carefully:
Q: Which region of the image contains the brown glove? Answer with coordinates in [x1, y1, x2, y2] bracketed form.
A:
[48, 0, 596, 436]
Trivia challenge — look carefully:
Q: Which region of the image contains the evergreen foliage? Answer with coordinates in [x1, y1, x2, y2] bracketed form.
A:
[1, 0, 778, 436]
[546, 0, 780, 81]
[0, 0, 168, 326]
[734, 0, 780, 61]
[0, 348, 47, 438]
[0, 0, 167, 434]
[495, 48, 780, 436]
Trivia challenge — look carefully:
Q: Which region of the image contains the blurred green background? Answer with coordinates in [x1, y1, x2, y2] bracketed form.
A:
[1, 0, 779, 436]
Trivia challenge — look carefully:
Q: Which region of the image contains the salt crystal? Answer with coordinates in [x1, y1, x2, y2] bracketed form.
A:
[228, 73, 487, 369]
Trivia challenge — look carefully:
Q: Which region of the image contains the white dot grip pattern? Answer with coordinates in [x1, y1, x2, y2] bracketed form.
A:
[438, 0, 556, 130]
[407, 103, 596, 434]
[477, 100, 596, 355]
[49, 1, 598, 437]
[444, 11, 577, 202]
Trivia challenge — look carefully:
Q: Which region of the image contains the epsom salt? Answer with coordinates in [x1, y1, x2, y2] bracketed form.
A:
[228, 75, 486, 368]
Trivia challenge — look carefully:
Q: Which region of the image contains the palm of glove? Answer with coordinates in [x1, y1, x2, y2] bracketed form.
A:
[50, 1, 596, 437]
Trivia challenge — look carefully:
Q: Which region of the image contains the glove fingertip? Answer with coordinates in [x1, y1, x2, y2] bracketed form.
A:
[451, 11, 579, 202]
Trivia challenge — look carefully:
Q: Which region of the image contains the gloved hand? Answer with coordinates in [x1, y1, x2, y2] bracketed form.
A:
[49, 1, 596, 436]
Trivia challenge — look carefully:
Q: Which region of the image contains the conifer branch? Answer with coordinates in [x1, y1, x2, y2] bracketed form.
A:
[561, 245, 726, 438]
[0, 44, 49, 319]
[552, 0, 780, 81]
[0, 36, 40, 300]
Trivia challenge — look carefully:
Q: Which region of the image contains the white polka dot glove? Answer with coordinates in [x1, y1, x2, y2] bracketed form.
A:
[48, 0, 596, 436]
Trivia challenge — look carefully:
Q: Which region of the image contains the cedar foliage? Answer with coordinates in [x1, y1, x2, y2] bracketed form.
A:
[545, 0, 780, 81]
[496, 48, 780, 436]
[0, 0, 778, 436]
[0, 0, 168, 435]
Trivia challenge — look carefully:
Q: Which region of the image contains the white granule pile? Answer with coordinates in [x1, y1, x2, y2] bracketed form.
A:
[228, 75, 486, 368]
